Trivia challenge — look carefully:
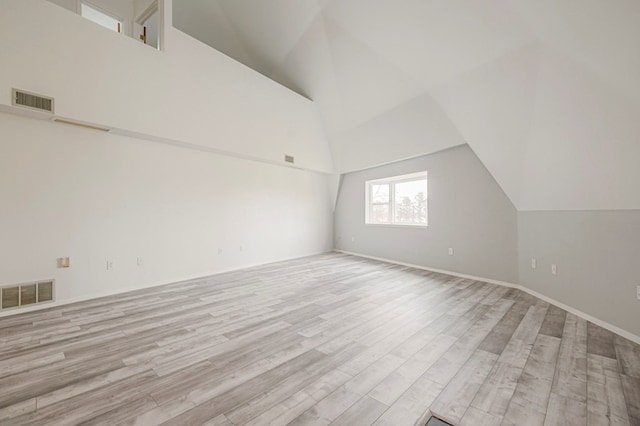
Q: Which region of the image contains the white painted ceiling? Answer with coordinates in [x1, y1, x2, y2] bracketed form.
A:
[173, 0, 640, 211]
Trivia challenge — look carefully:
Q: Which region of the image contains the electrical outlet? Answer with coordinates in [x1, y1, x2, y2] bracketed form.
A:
[448, 248, 454, 256]
[637, 285, 640, 300]
[351, 236, 355, 242]
[137, 257, 143, 266]
[218, 248, 223, 255]
[551, 264, 557, 275]
[106, 260, 114, 270]
[531, 258, 536, 269]
[239, 246, 243, 252]
[58, 257, 70, 268]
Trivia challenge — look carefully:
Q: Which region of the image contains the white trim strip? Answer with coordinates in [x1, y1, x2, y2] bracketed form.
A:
[335, 249, 640, 345]
[0, 250, 332, 319]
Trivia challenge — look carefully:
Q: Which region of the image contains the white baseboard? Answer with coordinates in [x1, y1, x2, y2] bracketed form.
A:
[335, 249, 640, 345]
[0, 250, 332, 319]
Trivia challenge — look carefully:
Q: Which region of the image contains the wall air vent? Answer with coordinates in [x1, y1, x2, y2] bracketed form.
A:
[1, 280, 54, 310]
[284, 155, 295, 164]
[12, 89, 55, 113]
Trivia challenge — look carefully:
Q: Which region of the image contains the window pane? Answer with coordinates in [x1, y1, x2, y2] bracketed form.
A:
[143, 9, 160, 49]
[371, 184, 389, 203]
[81, 3, 121, 33]
[372, 204, 389, 223]
[394, 179, 427, 224]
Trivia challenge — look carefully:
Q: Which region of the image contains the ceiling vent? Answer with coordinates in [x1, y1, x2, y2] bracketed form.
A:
[284, 154, 295, 164]
[1, 280, 54, 310]
[12, 89, 55, 114]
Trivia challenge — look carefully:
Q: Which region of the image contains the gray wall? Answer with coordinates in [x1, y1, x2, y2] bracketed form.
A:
[518, 210, 640, 337]
[334, 144, 519, 283]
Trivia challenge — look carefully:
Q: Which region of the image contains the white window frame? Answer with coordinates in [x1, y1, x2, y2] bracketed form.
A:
[365, 171, 428, 227]
[80, 1, 125, 34]
[136, 0, 162, 50]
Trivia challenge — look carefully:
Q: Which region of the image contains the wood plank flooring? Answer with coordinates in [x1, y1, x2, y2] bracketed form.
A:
[0, 252, 639, 425]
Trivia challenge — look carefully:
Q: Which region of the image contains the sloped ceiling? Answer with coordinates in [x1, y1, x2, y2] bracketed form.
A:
[173, 0, 640, 211]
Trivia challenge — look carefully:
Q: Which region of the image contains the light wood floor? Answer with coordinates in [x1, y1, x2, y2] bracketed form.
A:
[1, 253, 639, 426]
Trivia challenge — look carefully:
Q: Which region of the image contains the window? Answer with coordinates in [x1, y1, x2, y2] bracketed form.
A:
[137, 3, 160, 49]
[365, 171, 428, 226]
[81, 2, 123, 33]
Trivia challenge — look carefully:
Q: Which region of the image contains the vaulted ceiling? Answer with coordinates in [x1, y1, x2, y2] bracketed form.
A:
[173, 0, 640, 211]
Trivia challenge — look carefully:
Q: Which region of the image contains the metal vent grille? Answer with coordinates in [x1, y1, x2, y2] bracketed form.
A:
[1, 287, 19, 310]
[284, 155, 295, 164]
[12, 89, 55, 113]
[38, 281, 54, 303]
[424, 416, 453, 426]
[1, 280, 55, 310]
[21, 284, 37, 306]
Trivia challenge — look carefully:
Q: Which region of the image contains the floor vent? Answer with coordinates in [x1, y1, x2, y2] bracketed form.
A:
[284, 154, 295, 164]
[1, 280, 54, 310]
[424, 416, 454, 426]
[12, 88, 55, 113]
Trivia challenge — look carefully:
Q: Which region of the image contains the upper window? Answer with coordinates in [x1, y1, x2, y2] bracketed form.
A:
[365, 171, 428, 227]
[48, 0, 162, 49]
[81, 3, 123, 33]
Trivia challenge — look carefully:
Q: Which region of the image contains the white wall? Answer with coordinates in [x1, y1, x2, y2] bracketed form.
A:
[0, 0, 335, 312]
[334, 145, 518, 283]
[0, 0, 333, 174]
[47, 0, 77, 12]
[47, 0, 136, 36]
[85, 0, 134, 22]
[134, 0, 156, 18]
[87, 0, 135, 36]
[518, 210, 640, 338]
[431, 43, 640, 212]
[0, 113, 333, 310]
[516, 47, 640, 211]
[335, 146, 640, 340]
[332, 94, 467, 173]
